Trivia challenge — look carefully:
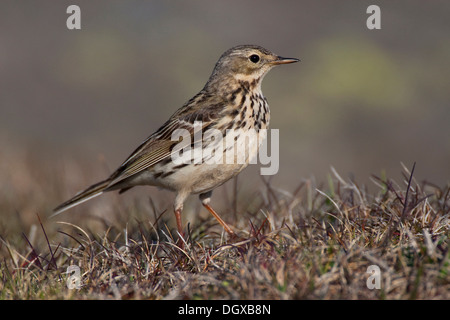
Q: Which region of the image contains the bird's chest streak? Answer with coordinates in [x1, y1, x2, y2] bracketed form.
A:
[169, 96, 277, 176]
[228, 79, 270, 131]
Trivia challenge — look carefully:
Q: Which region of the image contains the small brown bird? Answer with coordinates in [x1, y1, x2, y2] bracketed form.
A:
[54, 45, 298, 242]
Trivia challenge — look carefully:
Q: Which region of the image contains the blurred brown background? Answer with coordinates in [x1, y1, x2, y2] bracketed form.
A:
[1, 1, 449, 222]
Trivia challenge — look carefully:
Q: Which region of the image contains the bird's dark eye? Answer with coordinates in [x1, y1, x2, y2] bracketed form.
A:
[249, 54, 260, 63]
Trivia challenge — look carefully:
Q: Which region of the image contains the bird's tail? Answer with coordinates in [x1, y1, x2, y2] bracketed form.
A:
[52, 179, 110, 217]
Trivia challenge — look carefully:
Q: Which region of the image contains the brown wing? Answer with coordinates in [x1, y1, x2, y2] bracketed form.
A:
[105, 98, 226, 188]
[52, 94, 227, 215]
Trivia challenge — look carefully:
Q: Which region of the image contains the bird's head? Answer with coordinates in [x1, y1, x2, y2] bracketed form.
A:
[206, 45, 299, 90]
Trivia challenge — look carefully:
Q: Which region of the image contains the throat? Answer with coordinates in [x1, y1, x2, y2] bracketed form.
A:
[234, 74, 262, 93]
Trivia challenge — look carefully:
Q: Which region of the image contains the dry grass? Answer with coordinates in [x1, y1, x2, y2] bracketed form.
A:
[0, 146, 449, 300]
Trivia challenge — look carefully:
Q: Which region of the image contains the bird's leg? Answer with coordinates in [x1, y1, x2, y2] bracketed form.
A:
[174, 208, 185, 248]
[203, 203, 235, 236]
[174, 193, 189, 248]
[200, 192, 235, 236]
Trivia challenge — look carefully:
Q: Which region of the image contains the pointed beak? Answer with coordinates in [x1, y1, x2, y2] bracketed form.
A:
[271, 56, 300, 65]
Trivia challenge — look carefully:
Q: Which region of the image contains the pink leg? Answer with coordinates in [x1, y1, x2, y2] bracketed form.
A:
[174, 208, 185, 248]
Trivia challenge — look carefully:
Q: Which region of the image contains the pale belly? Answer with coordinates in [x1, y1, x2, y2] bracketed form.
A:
[124, 127, 266, 195]
[160, 162, 247, 194]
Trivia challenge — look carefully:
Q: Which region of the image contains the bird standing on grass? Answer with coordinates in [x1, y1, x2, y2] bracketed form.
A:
[54, 45, 299, 244]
